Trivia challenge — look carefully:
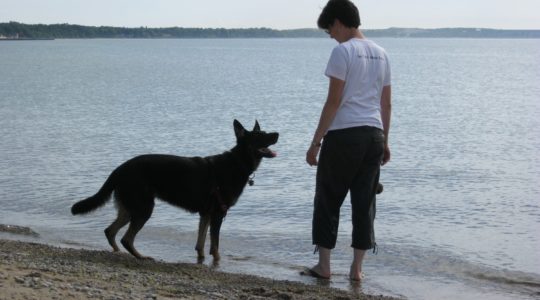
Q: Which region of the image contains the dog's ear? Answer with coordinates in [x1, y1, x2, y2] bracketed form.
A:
[234, 119, 246, 139]
[253, 120, 261, 132]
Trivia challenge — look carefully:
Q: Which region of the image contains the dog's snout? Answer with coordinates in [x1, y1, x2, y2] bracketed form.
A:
[270, 132, 279, 144]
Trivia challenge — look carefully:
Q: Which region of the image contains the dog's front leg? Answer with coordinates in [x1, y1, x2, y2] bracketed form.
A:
[209, 214, 224, 261]
[196, 214, 211, 262]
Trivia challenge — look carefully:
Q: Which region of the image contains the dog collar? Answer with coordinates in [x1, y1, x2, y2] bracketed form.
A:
[248, 173, 255, 186]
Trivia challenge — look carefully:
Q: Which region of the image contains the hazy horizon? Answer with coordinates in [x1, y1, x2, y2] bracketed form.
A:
[1, 0, 539, 31]
[3, 21, 540, 32]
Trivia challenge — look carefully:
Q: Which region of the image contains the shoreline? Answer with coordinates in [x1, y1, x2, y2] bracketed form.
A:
[0, 38, 55, 41]
[0, 236, 398, 299]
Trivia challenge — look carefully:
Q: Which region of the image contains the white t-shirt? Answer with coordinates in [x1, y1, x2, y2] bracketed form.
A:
[325, 38, 391, 131]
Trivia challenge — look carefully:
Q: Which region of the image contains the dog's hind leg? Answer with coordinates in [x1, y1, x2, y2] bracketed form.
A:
[195, 214, 211, 262]
[120, 203, 155, 260]
[105, 206, 130, 252]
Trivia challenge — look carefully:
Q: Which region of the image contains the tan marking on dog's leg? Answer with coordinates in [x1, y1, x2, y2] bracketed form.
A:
[195, 215, 211, 262]
[210, 237, 221, 261]
[105, 207, 130, 252]
[209, 215, 223, 261]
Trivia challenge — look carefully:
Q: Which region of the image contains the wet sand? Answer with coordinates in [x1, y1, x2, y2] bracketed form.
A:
[0, 236, 398, 299]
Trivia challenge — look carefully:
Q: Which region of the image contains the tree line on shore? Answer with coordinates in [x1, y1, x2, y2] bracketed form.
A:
[0, 22, 324, 38]
[1, 22, 539, 39]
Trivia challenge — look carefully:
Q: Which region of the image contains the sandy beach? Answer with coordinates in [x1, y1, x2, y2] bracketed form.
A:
[0, 227, 398, 300]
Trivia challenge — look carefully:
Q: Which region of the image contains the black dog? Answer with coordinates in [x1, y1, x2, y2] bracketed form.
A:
[71, 120, 279, 261]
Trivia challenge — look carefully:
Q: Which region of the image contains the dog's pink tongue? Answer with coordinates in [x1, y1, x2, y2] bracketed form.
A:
[271, 150, 277, 157]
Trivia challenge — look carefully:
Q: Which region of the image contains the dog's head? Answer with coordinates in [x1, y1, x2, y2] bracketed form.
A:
[234, 119, 279, 158]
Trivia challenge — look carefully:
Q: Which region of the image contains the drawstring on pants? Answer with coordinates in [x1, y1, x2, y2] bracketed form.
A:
[372, 243, 378, 254]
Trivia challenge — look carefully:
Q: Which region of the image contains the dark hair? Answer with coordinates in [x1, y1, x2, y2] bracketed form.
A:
[317, 0, 361, 30]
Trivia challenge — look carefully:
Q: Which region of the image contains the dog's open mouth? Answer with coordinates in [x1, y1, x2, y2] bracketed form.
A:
[258, 147, 277, 158]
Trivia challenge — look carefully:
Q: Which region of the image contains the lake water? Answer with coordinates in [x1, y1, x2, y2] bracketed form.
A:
[1, 38, 539, 299]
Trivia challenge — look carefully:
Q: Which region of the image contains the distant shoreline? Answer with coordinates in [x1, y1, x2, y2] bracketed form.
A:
[2, 22, 540, 39]
[0, 38, 54, 41]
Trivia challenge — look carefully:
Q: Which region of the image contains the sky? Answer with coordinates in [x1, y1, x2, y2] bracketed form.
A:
[1, 0, 539, 30]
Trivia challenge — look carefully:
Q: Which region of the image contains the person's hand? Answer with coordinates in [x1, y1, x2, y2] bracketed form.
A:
[382, 144, 391, 165]
[306, 144, 320, 166]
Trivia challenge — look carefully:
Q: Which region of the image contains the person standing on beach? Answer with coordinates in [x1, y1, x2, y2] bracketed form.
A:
[305, 0, 392, 281]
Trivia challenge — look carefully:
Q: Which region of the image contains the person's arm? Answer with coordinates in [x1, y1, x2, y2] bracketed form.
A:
[380, 85, 392, 165]
[306, 76, 345, 166]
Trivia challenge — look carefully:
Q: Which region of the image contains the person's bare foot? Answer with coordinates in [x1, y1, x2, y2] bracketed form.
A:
[301, 263, 331, 279]
[350, 248, 366, 281]
[349, 265, 365, 281]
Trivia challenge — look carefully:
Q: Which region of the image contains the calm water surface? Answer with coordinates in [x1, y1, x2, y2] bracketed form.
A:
[1, 38, 539, 299]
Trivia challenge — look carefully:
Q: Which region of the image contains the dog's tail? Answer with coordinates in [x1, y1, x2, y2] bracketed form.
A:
[71, 170, 118, 215]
